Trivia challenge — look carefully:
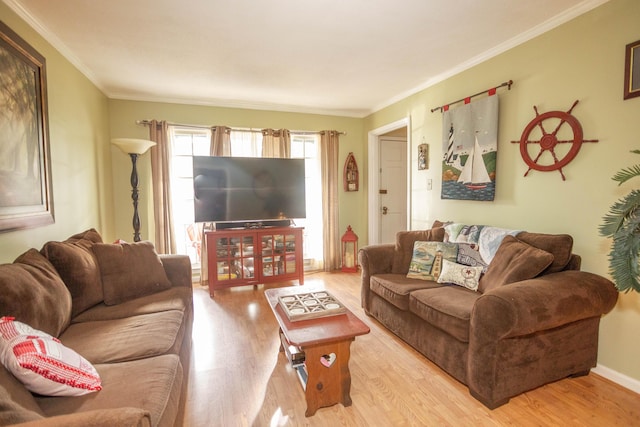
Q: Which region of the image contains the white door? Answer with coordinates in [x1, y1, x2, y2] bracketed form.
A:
[378, 137, 407, 243]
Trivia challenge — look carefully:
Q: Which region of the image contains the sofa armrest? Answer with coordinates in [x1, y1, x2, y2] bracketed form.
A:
[358, 244, 394, 311]
[159, 254, 193, 289]
[10, 408, 151, 427]
[468, 270, 618, 408]
[471, 270, 618, 340]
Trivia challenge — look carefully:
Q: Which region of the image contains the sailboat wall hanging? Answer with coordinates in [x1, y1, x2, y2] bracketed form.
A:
[441, 95, 499, 201]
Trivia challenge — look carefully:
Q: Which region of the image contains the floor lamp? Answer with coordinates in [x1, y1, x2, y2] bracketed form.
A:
[111, 138, 157, 242]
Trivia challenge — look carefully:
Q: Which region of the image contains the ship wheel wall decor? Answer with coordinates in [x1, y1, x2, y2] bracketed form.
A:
[511, 100, 598, 180]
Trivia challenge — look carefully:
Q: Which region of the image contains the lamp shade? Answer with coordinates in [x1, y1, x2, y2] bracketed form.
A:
[111, 138, 156, 155]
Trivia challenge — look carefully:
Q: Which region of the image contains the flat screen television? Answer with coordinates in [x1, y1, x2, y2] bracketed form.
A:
[193, 156, 306, 226]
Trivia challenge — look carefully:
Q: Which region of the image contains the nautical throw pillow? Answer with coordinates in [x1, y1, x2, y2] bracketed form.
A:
[437, 259, 483, 291]
[455, 242, 488, 272]
[0, 317, 101, 396]
[391, 228, 446, 274]
[406, 241, 459, 281]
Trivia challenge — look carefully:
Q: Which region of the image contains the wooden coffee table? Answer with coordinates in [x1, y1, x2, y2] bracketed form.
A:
[265, 286, 370, 416]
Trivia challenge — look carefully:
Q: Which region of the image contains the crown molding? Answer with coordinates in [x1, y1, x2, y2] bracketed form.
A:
[3, 0, 109, 95]
[368, 0, 611, 116]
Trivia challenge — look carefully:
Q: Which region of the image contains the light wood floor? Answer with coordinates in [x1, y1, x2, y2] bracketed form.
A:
[182, 272, 640, 427]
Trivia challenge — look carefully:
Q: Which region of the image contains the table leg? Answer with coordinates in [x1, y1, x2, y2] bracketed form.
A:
[302, 338, 354, 417]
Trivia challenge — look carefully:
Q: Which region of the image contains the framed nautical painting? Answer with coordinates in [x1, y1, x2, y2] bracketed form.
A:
[441, 95, 498, 201]
[0, 21, 54, 231]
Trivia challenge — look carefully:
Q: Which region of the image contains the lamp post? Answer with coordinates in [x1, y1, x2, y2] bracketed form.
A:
[111, 138, 156, 242]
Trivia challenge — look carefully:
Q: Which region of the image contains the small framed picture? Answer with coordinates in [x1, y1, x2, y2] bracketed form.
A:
[624, 39, 640, 100]
[418, 144, 429, 170]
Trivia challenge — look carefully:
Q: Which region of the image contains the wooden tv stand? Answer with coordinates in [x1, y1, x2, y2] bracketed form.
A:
[205, 226, 304, 297]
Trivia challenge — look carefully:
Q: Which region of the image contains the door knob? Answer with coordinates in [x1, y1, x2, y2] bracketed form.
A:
[382, 206, 388, 215]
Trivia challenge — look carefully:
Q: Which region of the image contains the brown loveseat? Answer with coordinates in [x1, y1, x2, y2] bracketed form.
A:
[358, 223, 618, 409]
[0, 229, 193, 427]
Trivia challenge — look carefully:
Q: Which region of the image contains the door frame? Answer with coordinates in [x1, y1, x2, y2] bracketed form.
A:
[367, 117, 411, 245]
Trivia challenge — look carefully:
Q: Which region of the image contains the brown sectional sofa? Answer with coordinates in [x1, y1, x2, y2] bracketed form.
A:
[358, 223, 618, 409]
[0, 229, 193, 427]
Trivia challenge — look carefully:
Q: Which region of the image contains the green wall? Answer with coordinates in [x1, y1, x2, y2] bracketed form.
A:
[363, 0, 640, 384]
[107, 100, 366, 244]
[0, 4, 112, 263]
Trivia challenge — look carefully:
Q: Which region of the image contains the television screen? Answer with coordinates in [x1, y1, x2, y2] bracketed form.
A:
[193, 156, 306, 224]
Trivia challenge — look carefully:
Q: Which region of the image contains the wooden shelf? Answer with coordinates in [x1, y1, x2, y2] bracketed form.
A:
[343, 152, 359, 192]
[206, 226, 304, 297]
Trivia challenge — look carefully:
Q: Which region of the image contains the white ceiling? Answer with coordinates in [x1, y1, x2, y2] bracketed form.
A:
[4, 0, 608, 117]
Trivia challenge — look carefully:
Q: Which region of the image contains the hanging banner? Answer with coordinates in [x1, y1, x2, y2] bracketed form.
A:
[441, 95, 498, 201]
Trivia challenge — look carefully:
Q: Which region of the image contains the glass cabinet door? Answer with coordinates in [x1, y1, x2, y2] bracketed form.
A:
[282, 234, 297, 274]
[261, 234, 276, 277]
[261, 233, 297, 277]
[215, 235, 255, 281]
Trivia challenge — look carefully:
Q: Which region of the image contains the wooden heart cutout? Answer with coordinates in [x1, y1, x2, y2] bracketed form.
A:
[320, 353, 336, 368]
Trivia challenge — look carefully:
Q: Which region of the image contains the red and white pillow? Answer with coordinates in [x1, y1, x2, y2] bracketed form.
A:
[0, 317, 101, 396]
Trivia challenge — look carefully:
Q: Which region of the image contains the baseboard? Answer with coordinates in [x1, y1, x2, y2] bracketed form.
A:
[592, 364, 640, 395]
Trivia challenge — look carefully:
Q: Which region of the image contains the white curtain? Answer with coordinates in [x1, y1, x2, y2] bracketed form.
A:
[320, 130, 341, 271]
[230, 130, 261, 157]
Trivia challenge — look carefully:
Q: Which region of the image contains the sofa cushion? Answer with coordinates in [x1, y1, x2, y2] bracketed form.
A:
[370, 274, 441, 310]
[409, 286, 480, 342]
[41, 229, 104, 317]
[479, 235, 555, 293]
[59, 310, 186, 364]
[66, 228, 103, 243]
[392, 228, 445, 274]
[72, 287, 192, 323]
[437, 259, 483, 291]
[13, 408, 152, 427]
[0, 318, 101, 396]
[0, 364, 44, 425]
[36, 354, 182, 427]
[406, 241, 458, 281]
[0, 249, 72, 337]
[516, 232, 573, 273]
[92, 241, 172, 305]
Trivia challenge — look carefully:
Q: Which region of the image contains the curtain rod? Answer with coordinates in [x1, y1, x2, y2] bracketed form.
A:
[430, 80, 513, 113]
[136, 120, 346, 135]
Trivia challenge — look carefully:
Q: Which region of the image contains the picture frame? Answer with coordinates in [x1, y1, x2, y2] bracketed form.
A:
[0, 21, 54, 232]
[624, 38, 640, 100]
[418, 143, 429, 170]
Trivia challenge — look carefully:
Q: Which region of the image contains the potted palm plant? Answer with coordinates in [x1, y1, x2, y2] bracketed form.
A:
[599, 149, 640, 293]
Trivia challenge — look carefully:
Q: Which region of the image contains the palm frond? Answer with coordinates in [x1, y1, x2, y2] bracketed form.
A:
[612, 165, 640, 185]
[599, 189, 640, 237]
[601, 150, 640, 293]
[608, 217, 640, 292]
[607, 210, 640, 292]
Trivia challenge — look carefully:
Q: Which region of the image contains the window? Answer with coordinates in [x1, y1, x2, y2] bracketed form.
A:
[290, 133, 323, 271]
[169, 127, 323, 271]
[169, 127, 211, 268]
